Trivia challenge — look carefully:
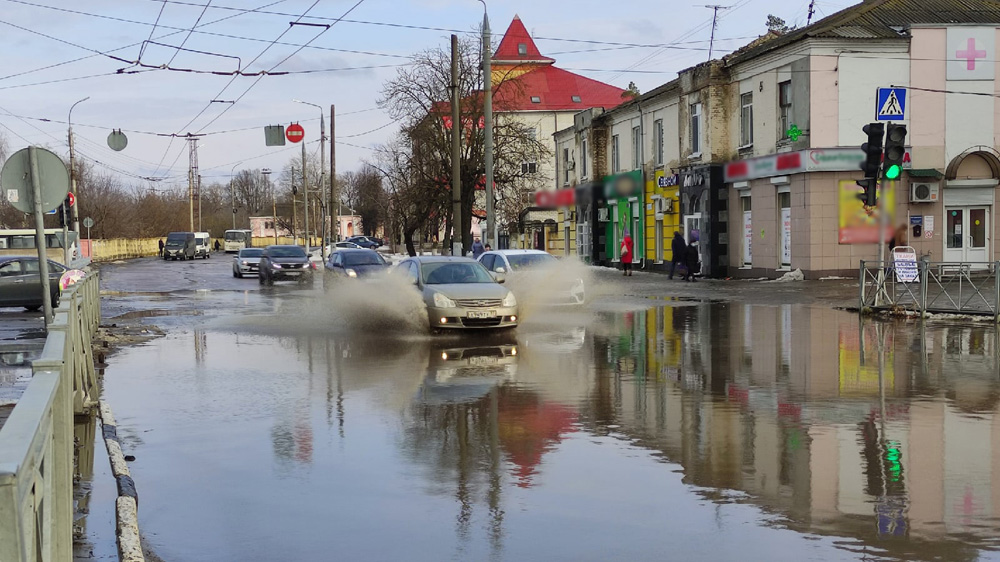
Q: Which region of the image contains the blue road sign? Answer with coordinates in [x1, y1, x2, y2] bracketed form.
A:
[876, 87, 906, 121]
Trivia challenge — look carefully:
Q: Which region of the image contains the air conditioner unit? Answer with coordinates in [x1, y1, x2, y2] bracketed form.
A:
[597, 208, 609, 222]
[910, 182, 939, 203]
[654, 198, 673, 214]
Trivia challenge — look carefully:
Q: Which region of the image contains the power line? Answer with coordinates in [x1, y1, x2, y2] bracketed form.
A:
[165, 0, 213, 66]
[138, 0, 167, 62]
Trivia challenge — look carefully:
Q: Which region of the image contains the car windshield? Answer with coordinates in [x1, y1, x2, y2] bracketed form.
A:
[240, 249, 263, 258]
[506, 253, 557, 270]
[224, 232, 245, 241]
[344, 252, 385, 266]
[267, 247, 306, 258]
[421, 262, 494, 284]
[166, 234, 188, 244]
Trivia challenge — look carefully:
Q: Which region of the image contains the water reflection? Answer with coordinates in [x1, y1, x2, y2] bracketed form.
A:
[106, 302, 1000, 561]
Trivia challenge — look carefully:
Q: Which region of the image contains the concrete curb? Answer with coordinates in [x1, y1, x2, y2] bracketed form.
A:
[98, 400, 145, 562]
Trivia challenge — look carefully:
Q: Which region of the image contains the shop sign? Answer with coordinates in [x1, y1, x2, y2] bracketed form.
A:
[604, 170, 643, 199]
[658, 173, 678, 188]
[534, 187, 576, 208]
[724, 152, 804, 183]
[805, 147, 912, 172]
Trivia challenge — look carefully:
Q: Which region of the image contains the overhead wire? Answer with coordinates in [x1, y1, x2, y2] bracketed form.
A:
[138, 0, 167, 62]
[165, 0, 213, 66]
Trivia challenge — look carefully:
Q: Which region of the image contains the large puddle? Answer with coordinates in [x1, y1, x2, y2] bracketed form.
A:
[100, 302, 1000, 561]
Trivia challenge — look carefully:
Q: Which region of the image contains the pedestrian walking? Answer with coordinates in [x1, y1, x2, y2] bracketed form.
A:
[214, 239, 221, 252]
[471, 237, 485, 258]
[621, 229, 633, 276]
[158, 239, 164, 257]
[683, 241, 700, 282]
[484, 243, 492, 252]
[669, 231, 685, 279]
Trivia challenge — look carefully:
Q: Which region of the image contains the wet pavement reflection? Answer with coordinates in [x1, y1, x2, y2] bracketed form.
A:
[102, 301, 1000, 561]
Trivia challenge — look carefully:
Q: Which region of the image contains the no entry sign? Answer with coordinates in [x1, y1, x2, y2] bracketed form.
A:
[286, 123, 304, 143]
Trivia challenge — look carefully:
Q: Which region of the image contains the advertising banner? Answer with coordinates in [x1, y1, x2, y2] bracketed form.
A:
[838, 180, 895, 244]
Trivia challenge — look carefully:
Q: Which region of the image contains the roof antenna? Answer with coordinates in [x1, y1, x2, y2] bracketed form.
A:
[704, 4, 731, 61]
[807, 0, 816, 25]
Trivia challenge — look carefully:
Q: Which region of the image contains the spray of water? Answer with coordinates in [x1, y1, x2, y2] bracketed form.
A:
[502, 257, 612, 322]
[320, 273, 429, 334]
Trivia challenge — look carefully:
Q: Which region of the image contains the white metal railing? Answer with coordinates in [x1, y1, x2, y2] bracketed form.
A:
[0, 271, 100, 561]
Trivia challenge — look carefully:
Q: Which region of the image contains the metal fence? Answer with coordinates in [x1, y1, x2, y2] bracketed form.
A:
[0, 271, 101, 561]
[859, 260, 1000, 319]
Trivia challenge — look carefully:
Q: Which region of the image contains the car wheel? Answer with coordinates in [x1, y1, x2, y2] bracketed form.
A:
[51, 292, 60, 309]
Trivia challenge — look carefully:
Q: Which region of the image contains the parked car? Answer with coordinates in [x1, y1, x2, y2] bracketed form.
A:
[346, 236, 381, 250]
[478, 249, 585, 306]
[395, 255, 517, 332]
[324, 248, 389, 279]
[0, 256, 66, 311]
[232, 247, 264, 278]
[194, 232, 212, 259]
[163, 231, 195, 260]
[258, 245, 315, 285]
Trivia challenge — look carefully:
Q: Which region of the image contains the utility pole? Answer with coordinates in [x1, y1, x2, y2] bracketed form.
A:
[263, 168, 276, 244]
[302, 141, 309, 249]
[704, 5, 730, 60]
[187, 136, 200, 232]
[230, 162, 240, 230]
[450, 34, 463, 256]
[67, 97, 89, 236]
[291, 165, 298, 245]
[479, 2, 495, 249]
[331, 104, 338, 244]
[198, 174, 203, 231]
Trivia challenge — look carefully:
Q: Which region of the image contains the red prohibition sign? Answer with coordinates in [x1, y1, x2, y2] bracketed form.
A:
[286, 123, 305, 143]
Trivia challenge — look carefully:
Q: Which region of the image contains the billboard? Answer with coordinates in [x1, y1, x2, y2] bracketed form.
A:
[838, 179, 896, 244]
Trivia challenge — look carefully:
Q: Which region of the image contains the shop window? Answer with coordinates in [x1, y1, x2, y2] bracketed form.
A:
[632, 126, 641, 170]
[654, 119, 664, 166]
[612, 134, 620, 173]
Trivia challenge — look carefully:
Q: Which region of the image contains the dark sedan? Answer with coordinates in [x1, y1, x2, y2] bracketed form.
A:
[258, 245, 315, 285]
[325, 248, 389, 279]
[0, 256, 66, 310]
[345, 236, 381, 250]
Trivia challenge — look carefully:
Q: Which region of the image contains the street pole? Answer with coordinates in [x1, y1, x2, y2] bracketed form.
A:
[295, 100, 327, 259]
[28, 147, 54, 325]
[479, 1, 495, 249]
[230, 162, 241, 230]
[263, 168, 276, 244]
[302, 142, 309, 249]
[291, 165, 298, 245]
[67, 97, 89, 235]
[331, 104, 338, 243]
[450, 34, 463, 256]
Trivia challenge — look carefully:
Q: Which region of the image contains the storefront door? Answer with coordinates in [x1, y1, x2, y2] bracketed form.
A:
[684, 215, 702, 273]
[944, 207, 990, 265]
[779, 192, 791, 268]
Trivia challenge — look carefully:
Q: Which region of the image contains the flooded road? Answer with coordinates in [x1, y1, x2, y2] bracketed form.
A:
[96, 257, 1000, 561]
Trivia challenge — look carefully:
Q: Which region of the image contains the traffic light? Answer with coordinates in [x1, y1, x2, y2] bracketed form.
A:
[882, 124, 907, 180]
[857, 122, 884, 206]
[57, 204, 66, 228]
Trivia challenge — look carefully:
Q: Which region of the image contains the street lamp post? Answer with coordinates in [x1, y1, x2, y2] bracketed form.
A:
[262, 168, 276, 244]
[68, 97, 90, 236]
[294, 99, 326, 259]
[477, 0, 495, 249]
[230, 162, 241, 230]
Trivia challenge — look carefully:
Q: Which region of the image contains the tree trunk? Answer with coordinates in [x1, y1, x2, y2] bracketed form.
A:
[404, 226, 418, 256]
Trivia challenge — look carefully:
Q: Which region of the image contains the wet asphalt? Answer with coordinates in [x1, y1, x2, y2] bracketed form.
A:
[83, 254, 1000, 562]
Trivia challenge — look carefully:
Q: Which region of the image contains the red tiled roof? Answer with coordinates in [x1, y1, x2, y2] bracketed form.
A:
[494, 64, 625, 111]
[494, 14, 554, 63]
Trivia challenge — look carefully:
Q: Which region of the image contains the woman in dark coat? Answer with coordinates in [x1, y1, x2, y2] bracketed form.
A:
[683, 241, 700, 282]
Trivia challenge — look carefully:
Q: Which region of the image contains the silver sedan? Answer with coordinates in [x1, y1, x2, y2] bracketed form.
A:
[232, 248, 263, 278]
[396, 256, 518, 332]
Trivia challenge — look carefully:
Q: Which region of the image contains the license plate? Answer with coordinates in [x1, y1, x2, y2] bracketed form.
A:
[469, 356, 499, 366]
[285, 270, 301, 276]
[467, 310, 496, 319]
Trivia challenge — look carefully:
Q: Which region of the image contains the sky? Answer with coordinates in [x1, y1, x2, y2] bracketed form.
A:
[0, 0, 859, 192]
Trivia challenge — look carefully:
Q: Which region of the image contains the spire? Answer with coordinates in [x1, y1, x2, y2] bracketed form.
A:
[493, 15, 554, 64]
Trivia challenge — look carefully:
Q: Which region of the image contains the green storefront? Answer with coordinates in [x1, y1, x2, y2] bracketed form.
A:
[603, 170, 644, 265]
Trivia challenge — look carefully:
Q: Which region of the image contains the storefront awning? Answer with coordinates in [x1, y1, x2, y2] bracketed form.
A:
[907, 168, 943, 179]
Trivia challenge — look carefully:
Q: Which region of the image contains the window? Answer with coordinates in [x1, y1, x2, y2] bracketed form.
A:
[740, 92, 754, 147]
[690, 102, 702, 155]
[632, 126, 641, 170]
[581, 138, 588, 178]
[530, 96, 541, 104]
[518, 43, 527, 56]
[611, 134, 620, 173]
[563, 148, 570, 184]
[779, 81, 792, 139]
[571, 95, 582, 103]
[521, 162, 538, 174]
[654, 119, 664, 166]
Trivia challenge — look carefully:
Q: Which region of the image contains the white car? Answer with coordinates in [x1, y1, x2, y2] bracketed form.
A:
[477, 249, 585, 306]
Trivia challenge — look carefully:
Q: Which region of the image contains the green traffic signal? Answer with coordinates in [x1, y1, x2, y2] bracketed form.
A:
[885, 164, 901, 180]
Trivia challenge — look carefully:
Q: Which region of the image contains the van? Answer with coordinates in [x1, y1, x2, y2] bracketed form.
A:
[194, 232, 211, 259]
[164, 232, 195, 261]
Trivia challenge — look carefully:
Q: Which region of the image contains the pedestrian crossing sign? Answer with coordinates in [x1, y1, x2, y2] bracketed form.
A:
[876, 87, 906, 121]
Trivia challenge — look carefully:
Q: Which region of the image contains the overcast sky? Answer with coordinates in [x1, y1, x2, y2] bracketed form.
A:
[0, 0, 858, 191]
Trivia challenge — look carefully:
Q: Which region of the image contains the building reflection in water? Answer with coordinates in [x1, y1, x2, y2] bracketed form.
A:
[583, 302, 1000, 559]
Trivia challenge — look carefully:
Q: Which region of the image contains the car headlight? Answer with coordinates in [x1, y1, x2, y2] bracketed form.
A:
[502, 291, 517, 307]
[346, 268, 358, 278]
[433, 292, 457, 308]
[272, 263, 282, 269]
[241, 260, 248, 265]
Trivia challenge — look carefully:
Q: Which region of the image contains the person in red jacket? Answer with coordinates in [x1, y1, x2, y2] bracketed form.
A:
[621, 229, 633, 276]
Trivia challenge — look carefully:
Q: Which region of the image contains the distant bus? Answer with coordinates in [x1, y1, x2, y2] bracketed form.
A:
[0, 228, 79, 266]
[224, 229, 253, 253]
